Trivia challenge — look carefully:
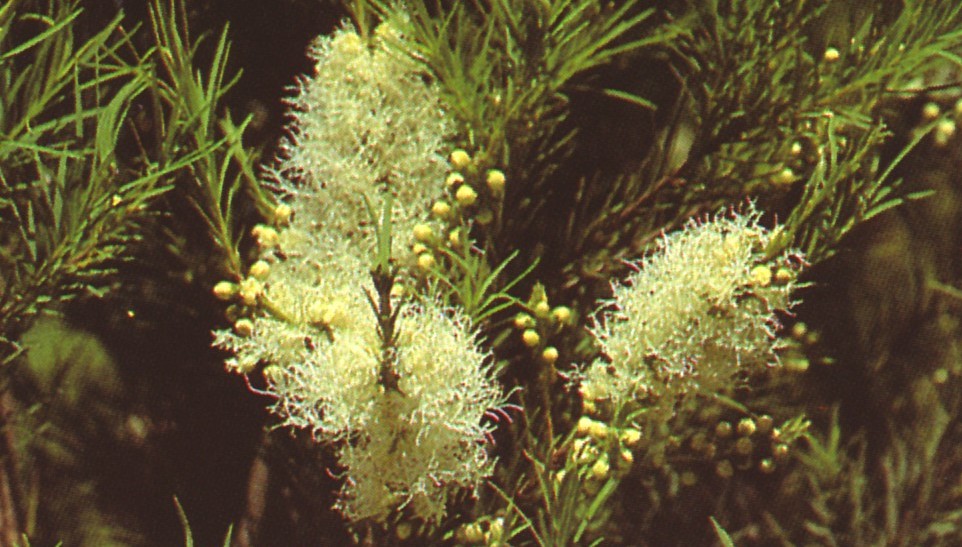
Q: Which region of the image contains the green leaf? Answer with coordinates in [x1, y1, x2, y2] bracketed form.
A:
[710, 517, 736, 547]
[0, 8, 80, 60]
[173, 497, 193, 547]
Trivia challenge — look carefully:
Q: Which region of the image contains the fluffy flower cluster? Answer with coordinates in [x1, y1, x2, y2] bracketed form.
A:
[271, 26, 452, 256]
[582, 210, 799, 410]
[214, 25, 503, 523]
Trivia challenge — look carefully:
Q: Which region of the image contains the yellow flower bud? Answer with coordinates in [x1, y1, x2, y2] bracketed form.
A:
[412, 243, 428, 255]
[522, 329, 540, 347]
[541, 346, 559, 365]
[413, 223, 434, 243]
[456, 184, 478, 206]
[449, 149, 471, 169]
[249, 260, 271, 280]
[551, 306, 572, 324]
[487, 518, 504, 543]
[234, 358, 257, 375]
[582, 399, 597, 415]
[431, 200, 451, 218]
[213, 281, 237, 301]
[715, 421, 733, 438]
[309, 303, 338, 326]
[486, 169, 506, 195]
[823, 47, 840, 62]
[462, 522, 484, 543]
[390, 283, 404, 299]
[774, 267, 793, 285]
[587, 420, 608, 441]
[923, 101, 941, 120]
[772, 167, 795, 187]
[273, 203, 292, 225]
[238, 278, 262, 306]
[572, 438, 593, 463]
[252, 224, 279, 248]
[417, 253, 436, 270]
[554, 469, 566, 485]
[591, 457, 610, 481]
[533, 300, 550, 318]
[750, 265, 772, 287]
[934, 367, 950, 385]
[234, 318, 254, 337]
[445, 172, 465, 188]
[514, 313, 535, 329]
[448, 228, 462, 247]
[225, 304, 242, 322]
[620, 428, 642, 447]
[576, 416, 594, 436]
[936, 119, 956, 147]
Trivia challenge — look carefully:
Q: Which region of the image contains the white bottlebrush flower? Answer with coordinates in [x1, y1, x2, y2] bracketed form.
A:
[582, 209, 800, 409]
[332, 301, 504, 523]
[274, 25, 452, 256]
[214, 23, 506, 525]
[215, 256, 505, 523]
[255, 296, 503, 522]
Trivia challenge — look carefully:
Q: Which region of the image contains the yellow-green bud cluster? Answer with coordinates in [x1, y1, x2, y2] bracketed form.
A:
[439, 148, 508, 228]
[412, 148, 512, 283]
[511, 286, 575, 369]
[455, 517, 505, 545]
[670, 412, 802, 485]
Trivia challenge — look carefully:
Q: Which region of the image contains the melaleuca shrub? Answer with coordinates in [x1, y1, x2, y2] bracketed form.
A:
[213, 24, 505, 524]
[581, 210, 800, 418]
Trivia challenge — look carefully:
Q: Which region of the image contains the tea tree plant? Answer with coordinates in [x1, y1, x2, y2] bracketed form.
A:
[5, 0, 962, 544]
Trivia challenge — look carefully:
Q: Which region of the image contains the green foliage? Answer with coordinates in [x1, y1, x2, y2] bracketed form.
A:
[711, 517, 736, 547]
[431, 248, 534, 324]
[175, 497, 232, 547]
[373, 0, 668, 158]
[669, 0, 962, 261]
[0, 1, 158, 354]
[145, 1, 273, 278]
[371, 0, 678, 260]
[0, 0, 276, 542]
[0, 0, 240, 361]
[5, 0, 962, 544]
